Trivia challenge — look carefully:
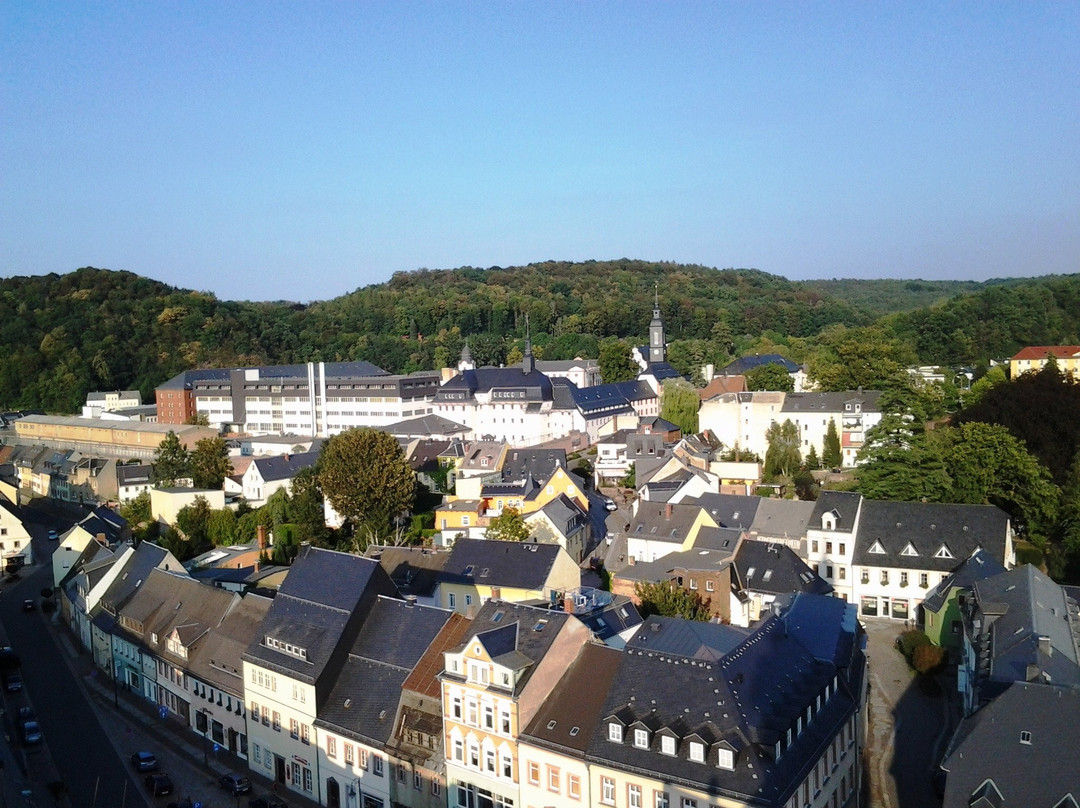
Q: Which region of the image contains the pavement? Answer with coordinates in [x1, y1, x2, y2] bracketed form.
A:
[862, 618, 963, 808]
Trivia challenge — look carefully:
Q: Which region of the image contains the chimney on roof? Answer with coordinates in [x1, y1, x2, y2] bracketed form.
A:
[1039, 636, 1052, 658]
[405, 595, 417, 608]
[1026, 663, 1041, 682]
[284, 453, 290, 462]
[564, 595, 576, 614]
[257, 524, 267, 550]
[628, 555, 636, 566]
[665, 503, 673, 519]
[254, 560, 261, 574]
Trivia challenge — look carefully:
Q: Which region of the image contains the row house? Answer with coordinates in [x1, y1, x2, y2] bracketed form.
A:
[0, 497, 33, 570]
[242, 546, 399, 803]
[440, 601, 595, 808]
[314, 597, 456, 808]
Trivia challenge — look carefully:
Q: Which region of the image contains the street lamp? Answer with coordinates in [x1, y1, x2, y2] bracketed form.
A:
[197, 708, 214, 769]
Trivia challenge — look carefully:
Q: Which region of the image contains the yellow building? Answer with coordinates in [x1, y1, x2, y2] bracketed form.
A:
[1010, 346, 1080, 378]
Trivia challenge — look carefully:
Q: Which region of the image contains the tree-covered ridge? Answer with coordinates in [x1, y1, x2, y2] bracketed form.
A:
[1, 262, 1079, 413]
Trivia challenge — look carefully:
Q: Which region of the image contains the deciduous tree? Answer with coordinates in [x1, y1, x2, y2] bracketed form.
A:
[764, 419, 802, 480]
[153, 431, 190, 487]
[189, 436, 232, 489]
[633, 580, 712, 621]
[744, 363, 795, 392]
[485, 506, 530, 542]
[661, 378, 699, 435]
[318, 428, 416, 535]
[598, 339, 639, 384]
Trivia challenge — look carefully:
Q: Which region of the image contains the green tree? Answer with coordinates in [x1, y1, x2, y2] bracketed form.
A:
[806, 325, 916, 392]
[764, 419, 802, 480]
[964, 365, 1008, 406]
[119, 490, 152, 526]
[805, 444, 820, 470]
[153, 431, 190, 487]
[823, 420, 842, 469]
[485, 506, 530, 542]
[184, 411, 210, 426]
[290, 466, 329, 544]
[206, 507, 239, 546]
[633, 580, 712, 621]
[175, 496, 213, 549]
[189, 436, 232, 489]
[598, 339, 639, 384]
[661, 378, 699, 435]
[856, 427, 952, 503]
[744, 363, 795, 392]
[318, 428, 416, 535]
[793, 469, 818, 501]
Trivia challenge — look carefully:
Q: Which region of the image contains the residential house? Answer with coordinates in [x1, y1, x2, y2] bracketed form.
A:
[1009, 345, 1080, 378]
[732, 540, 833, 626]
[716, 353, 808, 390]
[523, 495, 590, 563]
[117, 462, 155, 503]
[804, 492, 863, 604]
[240, 451, 318, 506]
[0, 498, 33, 571]
[920, 549, 1007, 653]
[367, 546, 452, 608]
[315, 596, 455, 808]
[51, 506, 128, 588]
[242, 545, 399, 801]
[612, 547, 739, 623]
[82, 389, 142, 418]
[623, 503, 720, 566]
[150, 487, 227, 527]
[854, 500, 1013, 623]
[551, 587, 643, 649]
[938, 682, 1080, 808]
[958, 564, 1080, 716]
[436, 539, 581, 615]
[586, 596, 866, 808]
[781, 390, 882, 468]
[517, 643, 623, 808]
[440, 600, 595, 808]
[748, 499, 815, 553]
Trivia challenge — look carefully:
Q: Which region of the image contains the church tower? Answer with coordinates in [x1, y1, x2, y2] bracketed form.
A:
[458, 342, 475, 372]
[649, 283, 666, 364]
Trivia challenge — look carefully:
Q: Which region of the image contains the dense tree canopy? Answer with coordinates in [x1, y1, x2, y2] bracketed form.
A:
[153, 431, 189, 487]
[660, 379, 699, 435]
[485, 506, 530, 542]
[633, 580, 712, 621]
[744, 363, 795, 392]
[189, 437, 232, 489]
[318, 428, 416, 535]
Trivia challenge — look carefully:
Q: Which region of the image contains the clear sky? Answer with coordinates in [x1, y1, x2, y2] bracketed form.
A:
[2, 2, 1077, 303]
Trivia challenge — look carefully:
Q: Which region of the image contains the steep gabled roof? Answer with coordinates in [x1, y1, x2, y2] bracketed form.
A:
[250, 451, 318, 483]
[1011, 346, 1080, 361]
[922, 549, 1008, 613]
[734, 540, 833, 597]
[440, 539, 565, 590]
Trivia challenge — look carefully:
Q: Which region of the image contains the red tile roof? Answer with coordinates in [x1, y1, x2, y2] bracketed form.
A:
[1011, 346, 1080, 360]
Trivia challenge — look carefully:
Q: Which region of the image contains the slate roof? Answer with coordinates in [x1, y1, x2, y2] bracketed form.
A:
[627, 502, 707, 546]
[780, 390, 882, 414]
[809, 491, 863, 535]
[734, 540, 833, 597]
[445, 600, 573, 695]
[613, 548, 733, 588]
[921, 549, 1007, 613]
[586, 594, 864, 806]
[97, 541, 180, 616]
[940, 682, 1080, 808]
[379, 414, 471, 438]
[854, 501, 1010, 572]
[694, 493, 762, 530]
[640, 362, 683, 383]
[116, 464, 153, 487]
[628, 615, 751, 661]
[719, 354, 800, 375]
[435, 366, 554, 403]
[401, 612, 472, 698]
[439, 539, 565, 590]
[251, 451, 318, 482]
[158, 361, 389, 390]
[969, 565, 1080, 696]
[242, 545, 398, 687]
[190, 592, 273, 693]
[501, 448, 566, 481]
[750, 499, 816, 544]
[367, 545, 451, 599]
[78, 506, 129, 545]
[350, 596, 455, 670]
[520, 643, 623, 755]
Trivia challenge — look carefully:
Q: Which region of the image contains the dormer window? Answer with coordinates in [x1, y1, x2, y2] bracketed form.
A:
[608, 723, 623, 743]
[900, 543, 919, 557]
[868, 541, 886, 554]
[934, 545, 954, 559]
[717, 749, 734, 770]
[661, 736, 676, 756]
[689, 742, 704, 762]
[634, 729, 649, 749]
[1020, 730, 1032, 745]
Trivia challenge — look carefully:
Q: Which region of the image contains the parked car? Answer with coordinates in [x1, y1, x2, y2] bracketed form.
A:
[131, 751, 159, 772]
[603, 497, 618, 511]
[17, 707, 35, 722]
[144, 774, 174, 797]
[47, 529, 58, 541]
[20, 719, 42, 745]
[4, 672, 23, 692]
[21, 599, 35, 612]
[250, 797, 289, 808]
[218, 773, 253, 795]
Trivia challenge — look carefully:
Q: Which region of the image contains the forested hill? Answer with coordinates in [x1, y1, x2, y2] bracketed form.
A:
[2, 262, 1078, 413]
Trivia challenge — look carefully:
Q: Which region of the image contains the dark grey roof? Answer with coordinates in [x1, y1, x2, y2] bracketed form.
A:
[854, 501, 1010, 571]
[970, 565, 1080, 695]
[501, 448, 566, 481]
[116, 464, 153, 486]
[694, 493, 762, 530]
[440, 539, 564, 590]
[252, 451, 319, 482]
[720, 354, 800, 375]
[627, 502, 706, 545]
[158, 361, 389, 390]
[612, 548, 733, 586]
[750, 499, 816, 543]
[97, 541, 178, 615]
[79, 506, 128, 544]
[434, 366, 554, 403]
[734, 540, 833, 597]
[922, 549, 1007, 613]
[941, 682, 1080, 808]
[781, 390, 882, 414]
[378, 414, 471, 438]
[586, 594, 864, 806]
[628, 615, 751, 661]
[692, 527, 743, 553]
[242, 545, 399, 688]
[809, 491, 863, 535]
[640, 362, 683, 382]
[350, 596, 453, 670]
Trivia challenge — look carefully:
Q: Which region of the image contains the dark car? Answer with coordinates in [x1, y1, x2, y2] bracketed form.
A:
[131, 751, 159, 772]
[48, 529, 59, 540]
[144, 774, 174, 797]
[17, 707, 35, 722]
[21, 599, 35, 612]
[4, 672, 23, 692]
[218, 773, 253, 795]
[20, 720, 42, 745]
[250, 797, 289, 808]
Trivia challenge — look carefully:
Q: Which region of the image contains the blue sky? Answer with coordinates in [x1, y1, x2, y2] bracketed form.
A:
[2, 2, 1077, 302]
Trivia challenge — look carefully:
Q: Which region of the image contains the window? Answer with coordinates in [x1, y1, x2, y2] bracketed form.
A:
[261, 706, 270, 726]
[812, 540, 819, 553]
[373, 756, 384, 776]
[303, 768, 312, 792]
[483, 704, 495, 729]
[880, 571, 889, 585]
[661, 736, 676, 755]
[826, 565, 833, 579]
[602, 777, 616, 805]
[327, 737, 336, 759]
[609, 723, 623, 742]
[718, 749, 734, 770]
[528, 762, 540, 785]
[861, 570, 870, 584]
[301, 723, 309, 744]
[465, 594, 473, 607]
[449, 593, 457, 608]
[629, 785, 642, 808]
[501, 753, 512, 779]
[826, 542, 833, 554]
[432, 781, 441, 797]
[414, 771, 423, 791]
[689, 742, 705, 762]
[689, 578, 698, 590]
[1020, 731, 1032, 744]
[272, 711, 281, 732]
[452, 695, 463, 719]
[500, 709, 511, 734]
[839, 566, 847, 580]
[290, 718, 299, 739]
[840, 543, 846, 555]
[655, 791, 669, 808]
[484, 749, 496, 774]
[547, 766, 560, 793]
[359, 749, 369, 769]
[682, 799, 697, 808]
[253, 744, 261, 765]
[920, 573, 929, 587]
[345, 743, 354, 766]
[399, 763, 409, 783]
[900, 572, 909, 586]
[452, 738, 464, 762]
[634, 729, 649, 748]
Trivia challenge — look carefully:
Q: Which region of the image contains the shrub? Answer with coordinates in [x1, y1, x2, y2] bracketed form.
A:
[898, 629, 931, 660]
[912, 643, 945, 675]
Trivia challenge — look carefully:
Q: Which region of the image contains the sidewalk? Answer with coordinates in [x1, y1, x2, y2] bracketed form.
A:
[46, 616, 324, 808]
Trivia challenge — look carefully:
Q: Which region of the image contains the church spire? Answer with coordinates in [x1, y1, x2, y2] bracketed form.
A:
[649, 283, 666, 364]
[522, 314, 535, 374]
